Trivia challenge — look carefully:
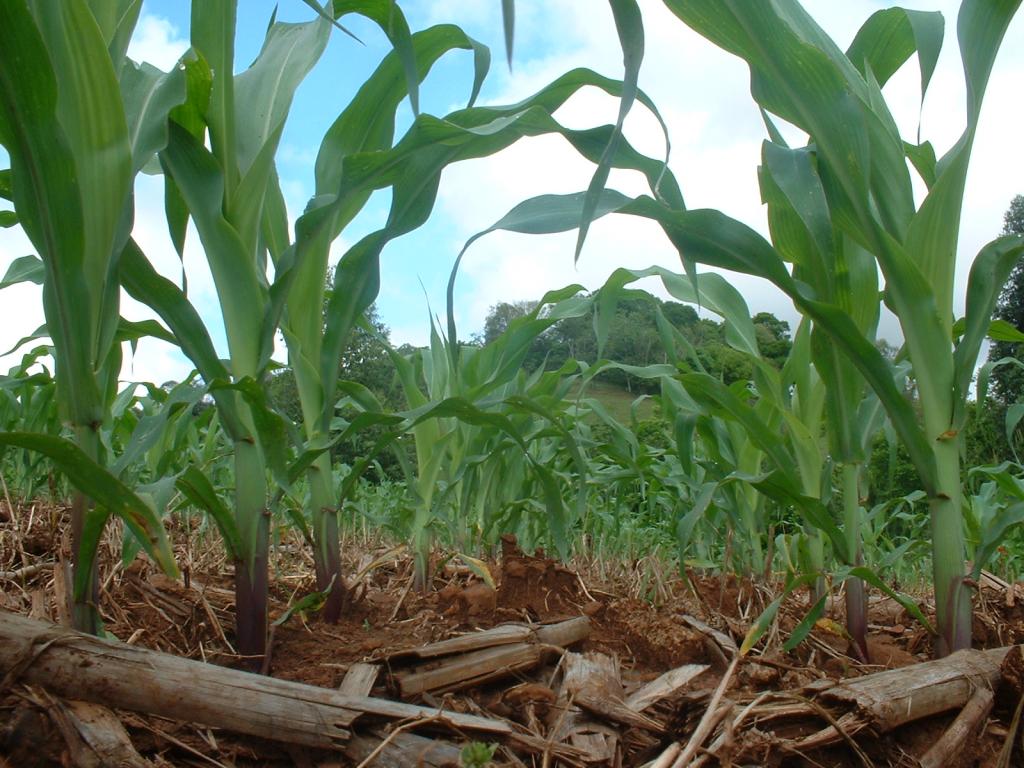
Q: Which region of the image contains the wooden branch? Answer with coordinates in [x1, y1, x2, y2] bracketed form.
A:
[0, 562, 53, 581]
[919, 686, 994, 768]
[337, 661, 464, 767]
[28, 692, 153, 768]
[386, 623, 536, 660]
[680, 615, 737, 660]
[0, 611, 512, 752]
[550, 652, 623, 764]
[390, 617, 590, 697]
[806, 646, 1010, 732]
[343, 729, 464, 768]
[339, 662, 380, 697]
[574, 693, 665, 733]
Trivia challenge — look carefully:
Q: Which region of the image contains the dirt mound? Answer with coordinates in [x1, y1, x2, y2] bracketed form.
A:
[594, 599, 707, 669]
[495, 534, 580, 616]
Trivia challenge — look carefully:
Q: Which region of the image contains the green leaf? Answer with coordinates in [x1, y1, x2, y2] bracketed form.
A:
[176, 466, 241, 560]
[904, 140, 937, 188]
[0, 1, 99, 427]
[0, 254, 44, 289]
[1007, 404, 1024, 448]
[96, 0, 143, 67]
[501, 0, 515, 68]
[846, 8, 943, 97]
[190, 0, 237, 199]
[233, 10, 330, 249]
[115, 318, 176, 346]
[160, 123, 265, 376]
[272, 574, 336, 626]
[118, 241, 229, 381]
[33, 0, 133, 282]
[120, 59, 188, 175]
[0, 326, 50, 358]
[741, 594, 781, 656]
[333, 0, 421, 114]
[576, 0, 648, 262]
[784, 593, 827, 652]
[164, 53, 213, 259]
[987, 319, 1024, 343]
[112, 380, 204, 475]
[952, 233, 1024, 428]
[0, 431, 178, 581]
[209, 376, 293, 491]
[845, 565, 934, 634]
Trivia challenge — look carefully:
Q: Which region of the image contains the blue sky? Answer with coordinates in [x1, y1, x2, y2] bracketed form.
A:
[1, 1, 1022, 384]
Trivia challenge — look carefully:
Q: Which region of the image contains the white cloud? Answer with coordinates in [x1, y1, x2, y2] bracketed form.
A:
[127, 14, 189, 71]
[3, 2, 1022, 377]
[392, 0, 1024, 349]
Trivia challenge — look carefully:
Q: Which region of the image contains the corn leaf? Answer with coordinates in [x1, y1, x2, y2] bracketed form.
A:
[0, 431, 178, 581]
[176, 466, 242, 560]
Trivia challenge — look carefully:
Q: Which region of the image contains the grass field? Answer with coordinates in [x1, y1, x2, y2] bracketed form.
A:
[571, 380, 659, 424]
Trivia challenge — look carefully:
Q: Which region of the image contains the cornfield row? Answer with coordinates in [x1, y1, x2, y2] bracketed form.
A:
[1, 0, 1022, 664]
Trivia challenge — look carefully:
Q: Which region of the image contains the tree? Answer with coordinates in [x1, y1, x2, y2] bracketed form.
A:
[662, 301, 699, 328]
[483, 300, 536, 344]
[752, 312, 792, 366]
[988, 195, 1024, 406]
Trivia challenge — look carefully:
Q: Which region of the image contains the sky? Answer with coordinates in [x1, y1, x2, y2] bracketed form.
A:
[1, 1, 1022, 385]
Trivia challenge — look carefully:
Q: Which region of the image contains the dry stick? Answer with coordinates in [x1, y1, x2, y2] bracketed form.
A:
[100, 560, 122, 594]
[134, 719, 232, 768]
[388, 570, 415, 623]
[198, 590, 234, 654]
[2, 477, 32, 574]
[670, 654, 740, 768]
[648, 742, 681, 768]
[787, 712, 865, 754]
[0, 562, 53, 581]
[920, 686, 994, 768]
[353, 712, 449, 768]
[997, 689, 1024, 768]
[575, 572, 597, 603]
[690, 691, 774, 768]
[781, 693, 873, 768]
[1, 474, 18, 528]
[672, 701, 731, 768]
[541, 654, 576, 768]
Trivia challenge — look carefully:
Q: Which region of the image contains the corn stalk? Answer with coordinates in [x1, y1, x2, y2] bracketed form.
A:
[498, 0, 1022, 654]
[0, 0, 181, 632]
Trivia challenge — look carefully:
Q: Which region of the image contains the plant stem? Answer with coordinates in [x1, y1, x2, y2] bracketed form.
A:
[842, 462, 868, 662]
[807, 529, 826, 604]
[930, 438, 971, 655]
[739, 486, 764, 575]
[234, 438, 268, 663]
[309, 454, 344, 623]
[412, 522, 430, 593]
[70, 425, 102, 635]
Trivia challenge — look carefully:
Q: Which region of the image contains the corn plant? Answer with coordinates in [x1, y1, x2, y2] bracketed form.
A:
[0, 0, 184, 632]
[645, 0, 1024, 654]
[499, 0, 1024, 655]
[380, 284, 596, 589]
[274, 0, 670, 610]
[279, 15, 492, 621]
[0, 347, 63, 500]
[110, 0, 670, 649]
[597, 269, 845, 581]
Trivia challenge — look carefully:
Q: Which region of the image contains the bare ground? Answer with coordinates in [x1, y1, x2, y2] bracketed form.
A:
[2, 499, 1024, 767]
